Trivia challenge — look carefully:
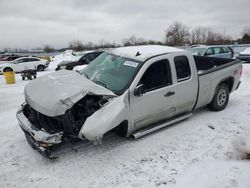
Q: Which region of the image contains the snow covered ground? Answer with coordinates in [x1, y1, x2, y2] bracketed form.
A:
[0, 64, 250, 188]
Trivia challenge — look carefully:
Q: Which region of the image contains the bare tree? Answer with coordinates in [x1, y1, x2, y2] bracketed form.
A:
[166, 22, 190, 46]
[242, 27, 250, 36]
[97, 39, 117, 49]
[190, 27, 232, 45]
[191, 27, 210, 44]
[43, 44, 54, 53]
[122, 35, 146, 46]
[68, 40, 85, 51]
[240, 27, 250, 44]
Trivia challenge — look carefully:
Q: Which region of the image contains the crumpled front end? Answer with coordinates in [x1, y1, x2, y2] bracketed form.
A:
[17, 93, 113, 158]
[17, 105, 63, 159]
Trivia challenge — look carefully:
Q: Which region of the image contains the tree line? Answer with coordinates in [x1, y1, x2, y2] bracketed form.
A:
[61, 22, 250, 52]
[165, 22, 250, 46]
[2, 21, 249, 53]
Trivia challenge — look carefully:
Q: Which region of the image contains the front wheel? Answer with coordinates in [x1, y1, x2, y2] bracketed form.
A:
[37, 65, 45, 71]
[208, 83, 229, 111]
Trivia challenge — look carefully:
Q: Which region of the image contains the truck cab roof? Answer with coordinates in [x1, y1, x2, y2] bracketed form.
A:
[108, 45, 185, 62]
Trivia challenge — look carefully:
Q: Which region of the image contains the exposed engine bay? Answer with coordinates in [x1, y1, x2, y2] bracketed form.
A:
[23, 95, 109, 137]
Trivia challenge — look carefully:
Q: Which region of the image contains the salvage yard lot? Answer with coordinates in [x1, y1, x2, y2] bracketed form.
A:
[0, 65, 250, 188]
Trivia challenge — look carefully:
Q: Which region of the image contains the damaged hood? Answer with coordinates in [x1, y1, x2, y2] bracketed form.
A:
[24, 70, 116, 117]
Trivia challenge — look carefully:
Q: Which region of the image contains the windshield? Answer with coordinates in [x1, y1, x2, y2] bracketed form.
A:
[188, 47, 206, 55]
[79, 52, 141, 94]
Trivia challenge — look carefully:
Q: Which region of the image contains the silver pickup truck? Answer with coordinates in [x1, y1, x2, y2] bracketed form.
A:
[16, 45, 242, 158]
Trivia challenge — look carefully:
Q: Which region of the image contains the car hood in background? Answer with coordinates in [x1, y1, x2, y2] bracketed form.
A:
[57, 61, 75, 66]
[24, 70, 116, 117]
[239, 48, 250, 55]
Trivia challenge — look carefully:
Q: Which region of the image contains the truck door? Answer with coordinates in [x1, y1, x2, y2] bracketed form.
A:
[130, 57, 176, 130]
[170, 55, 198, 115]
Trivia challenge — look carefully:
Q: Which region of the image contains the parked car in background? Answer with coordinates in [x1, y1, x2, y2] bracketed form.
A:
[0, 54, 23, 63]
[55, 51, 103, 71]
[0, 57, 49, 73]
[0, 54, 20, 61]
[188, 46, 234, 59]
[238, 47, 250, 63]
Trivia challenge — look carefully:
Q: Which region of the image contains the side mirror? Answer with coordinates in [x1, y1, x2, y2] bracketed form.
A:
[134, 84, 145, 96]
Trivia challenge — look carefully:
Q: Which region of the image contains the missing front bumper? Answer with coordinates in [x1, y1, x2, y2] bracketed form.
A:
[16, 107, 64, 159]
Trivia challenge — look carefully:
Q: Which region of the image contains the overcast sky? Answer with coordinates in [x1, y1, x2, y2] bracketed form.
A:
[0, 0, 249, 49]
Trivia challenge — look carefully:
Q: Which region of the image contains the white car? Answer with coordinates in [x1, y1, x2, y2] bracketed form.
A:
[238, 47, 250, 62]
[0, 57, 49, 73]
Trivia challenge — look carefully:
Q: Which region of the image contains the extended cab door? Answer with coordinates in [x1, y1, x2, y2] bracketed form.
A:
[129, 56, 176, 130]
[169, 54, 198, 115]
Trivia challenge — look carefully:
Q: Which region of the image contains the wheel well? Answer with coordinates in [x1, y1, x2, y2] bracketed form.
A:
[37, 64, 45, 68]
[114, 120, 129, 137]
[3, 67, 13, 72]
[220, 77, 234, 93]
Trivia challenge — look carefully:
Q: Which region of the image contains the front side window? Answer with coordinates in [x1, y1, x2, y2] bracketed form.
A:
[174, 56, 191, 82]
[80, 52, 141, 94]
[16, 59, 27, 64]
[204, 48, 214, 56]
[86, 52, 102, 61]
[139, 59, 172, 92]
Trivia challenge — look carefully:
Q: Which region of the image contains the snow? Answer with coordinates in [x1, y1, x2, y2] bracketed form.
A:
[240, 47, 250, 55]
[49, 50, 83, 69]
[109, 45, 184, 61]
[73, 64, 88, 71]
[175, 160, 250, 188]
[0, 64, 250, 188]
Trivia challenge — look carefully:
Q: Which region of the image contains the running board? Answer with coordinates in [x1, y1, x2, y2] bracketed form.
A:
[132, 113, 193, 139]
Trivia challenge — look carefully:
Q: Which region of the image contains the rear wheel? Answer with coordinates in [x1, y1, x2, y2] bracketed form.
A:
[37, 65, 45, 71]
[3, 67, 13, 72]
[208, 83, 229, 111]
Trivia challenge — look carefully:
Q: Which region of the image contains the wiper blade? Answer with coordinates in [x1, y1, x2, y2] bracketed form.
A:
[82, 72, 89, 79]
[94, 80, 108, 89]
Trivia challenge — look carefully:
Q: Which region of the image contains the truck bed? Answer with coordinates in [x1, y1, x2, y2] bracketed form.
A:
[194, 55, 240, 75]
[193, 55, 242, 110]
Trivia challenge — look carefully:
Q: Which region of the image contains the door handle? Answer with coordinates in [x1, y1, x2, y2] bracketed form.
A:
[164, 91, 175, 97]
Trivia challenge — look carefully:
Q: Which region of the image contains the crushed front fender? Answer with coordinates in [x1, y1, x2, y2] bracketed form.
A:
[16, 107, 63, 145]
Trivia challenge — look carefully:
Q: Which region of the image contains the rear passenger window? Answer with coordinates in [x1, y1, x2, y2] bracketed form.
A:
[28, 58, 40, 62]
[214, 47, 222, 54]
[174, 56, 191, 82]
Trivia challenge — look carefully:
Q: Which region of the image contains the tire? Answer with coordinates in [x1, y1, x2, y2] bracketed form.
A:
[37, 65, 45, 71]
[208, 83, 229, 111]
[114, 121, 128, 137]
[3, 67, 13, 72]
